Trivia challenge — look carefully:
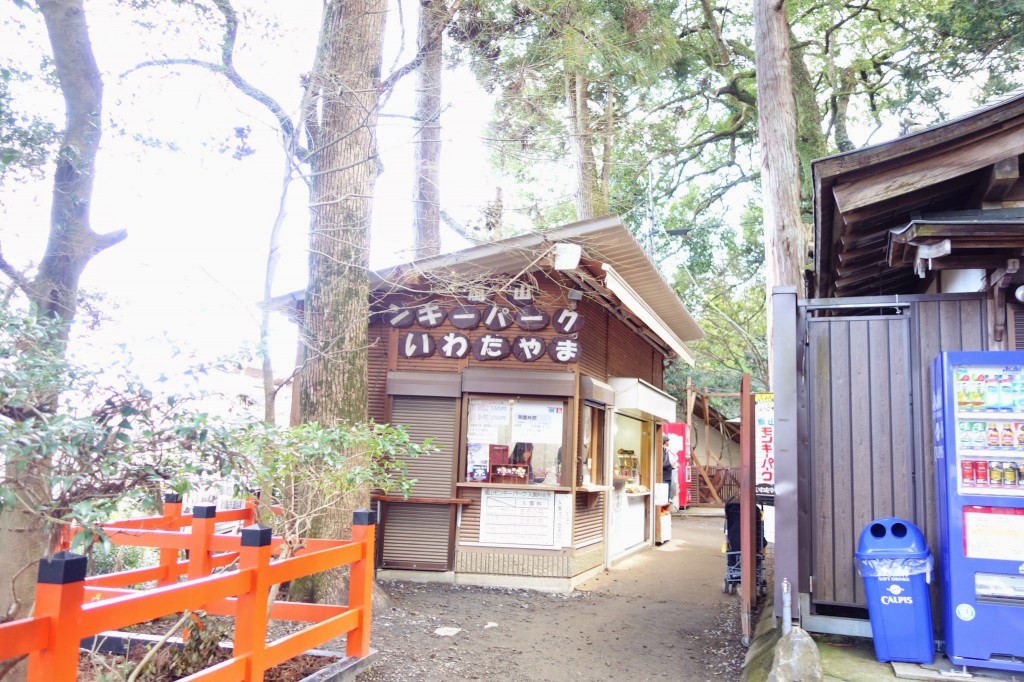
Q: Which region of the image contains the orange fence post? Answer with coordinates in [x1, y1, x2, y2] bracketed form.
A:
[189, 504, 217, 581]
[233, 524, 273, 682]
[346, 509, 377, 659]
[28, 552, 87, 681]
[158, 493, 184, 587]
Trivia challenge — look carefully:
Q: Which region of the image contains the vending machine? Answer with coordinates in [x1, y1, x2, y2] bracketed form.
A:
[932, 351, 1024, 673]
[663, 422, 690, 508]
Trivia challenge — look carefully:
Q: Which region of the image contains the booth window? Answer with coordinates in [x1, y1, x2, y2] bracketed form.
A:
[579, 403, 605, 486]
[465, 397, 566, 485]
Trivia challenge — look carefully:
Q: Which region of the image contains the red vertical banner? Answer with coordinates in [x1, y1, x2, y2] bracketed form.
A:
[663, 422, 689, 508]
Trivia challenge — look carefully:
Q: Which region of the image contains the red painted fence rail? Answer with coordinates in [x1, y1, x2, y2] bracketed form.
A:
[0, 495, 377, 681]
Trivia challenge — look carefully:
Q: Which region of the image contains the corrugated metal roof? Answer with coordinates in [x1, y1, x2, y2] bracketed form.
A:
[370, 215, 705, 345]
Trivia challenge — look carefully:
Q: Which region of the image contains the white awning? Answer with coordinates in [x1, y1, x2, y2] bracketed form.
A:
[607, 378, 677, 422]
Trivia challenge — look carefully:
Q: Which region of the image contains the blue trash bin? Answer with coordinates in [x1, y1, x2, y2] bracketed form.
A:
[855, 518, 934, 664]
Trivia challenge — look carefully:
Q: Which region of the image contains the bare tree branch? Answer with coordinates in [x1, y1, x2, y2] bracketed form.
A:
[379, 0, 466, 99]
[0, 245, 31, 298]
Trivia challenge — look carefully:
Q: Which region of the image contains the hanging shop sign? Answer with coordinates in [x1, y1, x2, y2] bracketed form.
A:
[415, 302, 447, 328]
[438, 332, 471, 359]
[515, 304, 549, 331]
[483, 305, 514, 331]
[401, 332, 436, 358]
[391, 302, 584, 363]
[449, 305, 481, 330]
[472, 333, 512, 360]
[754, 393, 775, 498]
[552, 308, 584, 334]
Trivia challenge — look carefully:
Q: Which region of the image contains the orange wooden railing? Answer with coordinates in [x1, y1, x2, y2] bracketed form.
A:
[0, 495, 377, 682]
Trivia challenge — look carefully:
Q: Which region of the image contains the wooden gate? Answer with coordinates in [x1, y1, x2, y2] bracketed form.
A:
[796, 295, 987, 615]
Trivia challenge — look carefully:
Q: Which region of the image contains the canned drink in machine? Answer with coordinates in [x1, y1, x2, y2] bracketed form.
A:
[961, 459, 976, 486]
[990, 461, 1004, 487]
[1004, 462, 1019, 487]
[975, 460, 989, 487]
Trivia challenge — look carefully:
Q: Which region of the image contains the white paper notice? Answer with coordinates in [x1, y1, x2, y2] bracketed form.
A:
[554, 494, 572, 548]
[467, 399, 510, 444]
[479, 489, 555, 547]
[510, 402, 563, 445]
[964, 507, 1024, 561]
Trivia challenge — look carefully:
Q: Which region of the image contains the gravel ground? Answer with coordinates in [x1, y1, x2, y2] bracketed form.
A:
[358, 515, 748, 682]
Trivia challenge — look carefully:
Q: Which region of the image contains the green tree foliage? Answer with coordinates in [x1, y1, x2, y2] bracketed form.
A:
[449, 0, 682, 225]
[0, 68, 59, 184]
[0, 303, 237, 545]
[0, 301, 422, 552]
[664, 200, 768, 410]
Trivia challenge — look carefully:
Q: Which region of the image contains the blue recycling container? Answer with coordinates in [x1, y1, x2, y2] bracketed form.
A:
[855, 518, 934, 664]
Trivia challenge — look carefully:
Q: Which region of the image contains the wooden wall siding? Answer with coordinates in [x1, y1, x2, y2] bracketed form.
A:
[910, 297, 987, 583]
[807, 315, 913, 606]
[456, 487, 482, 543]
[578, 297, 610, 381]
[606, 315, 661, 385]
[573, 492, 604, 545]
[380, 504, 450, 570]
[368, 321, 389, 423]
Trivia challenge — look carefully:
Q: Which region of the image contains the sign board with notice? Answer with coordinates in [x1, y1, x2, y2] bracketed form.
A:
[754, 393, 775, 499]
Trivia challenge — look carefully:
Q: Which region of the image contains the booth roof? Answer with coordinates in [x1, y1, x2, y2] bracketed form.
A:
[275, 215, 705, 357]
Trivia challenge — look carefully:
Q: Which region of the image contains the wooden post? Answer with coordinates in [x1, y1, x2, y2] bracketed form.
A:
[188, 505, 217, 581]
[346, 509, 377, 658]
[703, 392, 712, 470]
[739, 374, 756, 644]
[158, 493, 183, 587]
[29, 552, 87, 681]
[234, 524, 273, 681]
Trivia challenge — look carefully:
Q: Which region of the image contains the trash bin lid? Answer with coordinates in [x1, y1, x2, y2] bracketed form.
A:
[855, 517, 930, 559]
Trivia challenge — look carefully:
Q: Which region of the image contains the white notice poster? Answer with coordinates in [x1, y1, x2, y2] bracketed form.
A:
[480, 489, 556, 547]
[554, 494, 572, 548]
[964, 507, 1024, 561]
[510, 402, 563, 445]
[467, 399, 510, 444]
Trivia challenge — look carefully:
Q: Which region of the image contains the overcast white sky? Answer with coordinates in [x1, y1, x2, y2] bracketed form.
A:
[1, 1, 501, 378]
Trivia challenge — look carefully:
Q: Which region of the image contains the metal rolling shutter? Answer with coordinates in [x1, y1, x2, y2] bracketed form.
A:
[381, 396, 457, 569]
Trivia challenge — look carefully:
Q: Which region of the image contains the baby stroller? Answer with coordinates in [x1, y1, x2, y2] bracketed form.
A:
[722, 496, 768, 596]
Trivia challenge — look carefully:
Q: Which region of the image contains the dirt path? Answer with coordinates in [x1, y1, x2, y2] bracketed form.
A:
[358, 514, 747, 681]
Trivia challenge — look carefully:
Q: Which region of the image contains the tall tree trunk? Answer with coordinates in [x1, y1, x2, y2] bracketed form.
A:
[754, 0, 804, 385]
[565, 71, 604, 219]
[790, 38, 828, 215]
[1, 3, 123, 679]
[298, 0, 385, 605]
[412, 0, 444, 258]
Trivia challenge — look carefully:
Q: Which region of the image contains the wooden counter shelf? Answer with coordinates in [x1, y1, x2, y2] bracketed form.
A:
[371, 494, 472, 506]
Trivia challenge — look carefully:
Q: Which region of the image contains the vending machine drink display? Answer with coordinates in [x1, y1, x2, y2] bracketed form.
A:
[932, 351, 1024, 673]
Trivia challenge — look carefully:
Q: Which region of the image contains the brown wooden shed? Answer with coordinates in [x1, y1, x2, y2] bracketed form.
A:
[286, 216, 703, 591]
[774, 91, 1024, 635]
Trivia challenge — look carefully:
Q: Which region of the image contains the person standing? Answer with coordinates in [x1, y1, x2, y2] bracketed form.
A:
[662, 435, 678, 509]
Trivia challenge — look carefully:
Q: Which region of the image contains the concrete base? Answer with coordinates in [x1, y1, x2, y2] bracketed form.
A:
[892, 659, 1024, 681]
[799, 593, 872, 638]
[377, 563, 607, 594]
[376, 569, 456, 585]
